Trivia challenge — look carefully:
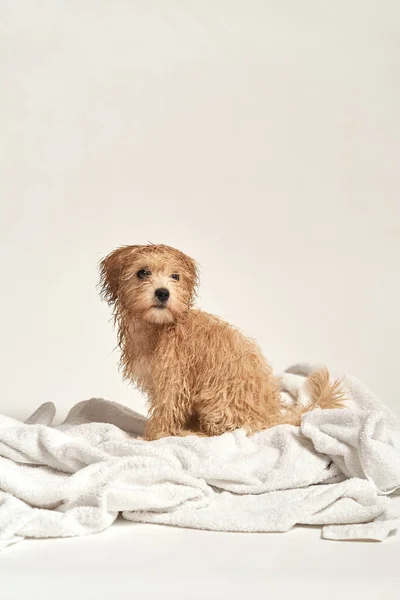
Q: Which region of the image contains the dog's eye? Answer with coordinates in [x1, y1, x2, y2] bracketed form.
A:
[171, 274, 180, 281]
[137, 269, 151, 279]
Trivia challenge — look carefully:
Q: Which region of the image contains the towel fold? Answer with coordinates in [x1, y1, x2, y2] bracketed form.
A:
[0, 364, 399, 550]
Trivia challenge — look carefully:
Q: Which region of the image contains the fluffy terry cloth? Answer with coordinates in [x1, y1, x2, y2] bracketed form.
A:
[0, 364, 399, 550]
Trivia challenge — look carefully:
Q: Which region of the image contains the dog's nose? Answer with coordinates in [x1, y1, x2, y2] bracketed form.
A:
[155, 288, 170, 302]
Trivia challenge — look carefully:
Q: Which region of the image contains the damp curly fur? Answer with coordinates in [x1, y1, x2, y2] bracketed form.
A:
[99, 244, 344, 440]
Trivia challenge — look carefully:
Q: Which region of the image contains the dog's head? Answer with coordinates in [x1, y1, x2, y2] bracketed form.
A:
[99, 244, 198, 325]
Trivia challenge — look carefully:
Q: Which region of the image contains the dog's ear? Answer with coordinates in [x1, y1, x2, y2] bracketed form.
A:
[99, 245, 140, 305]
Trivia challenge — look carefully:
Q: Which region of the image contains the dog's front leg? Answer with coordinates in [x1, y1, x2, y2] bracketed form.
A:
[144, 396, 189, 441]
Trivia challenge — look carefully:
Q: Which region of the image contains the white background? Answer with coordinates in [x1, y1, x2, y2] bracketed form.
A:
[1, 1, 400, 420]
[1, 1, 400, 596]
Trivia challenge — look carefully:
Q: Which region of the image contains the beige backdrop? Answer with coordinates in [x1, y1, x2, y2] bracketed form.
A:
[1, 0, 399, 418]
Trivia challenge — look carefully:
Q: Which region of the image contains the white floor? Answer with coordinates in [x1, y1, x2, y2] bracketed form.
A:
[1, 502, 399, 600]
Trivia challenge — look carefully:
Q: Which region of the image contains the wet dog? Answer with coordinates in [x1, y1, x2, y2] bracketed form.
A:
[99, 244, 344, 440]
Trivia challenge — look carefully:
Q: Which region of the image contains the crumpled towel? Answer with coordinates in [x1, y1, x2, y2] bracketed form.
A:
[0, 363, 399, 550]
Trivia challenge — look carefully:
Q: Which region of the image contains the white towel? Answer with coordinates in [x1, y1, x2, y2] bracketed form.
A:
[0, 364, 399, 550]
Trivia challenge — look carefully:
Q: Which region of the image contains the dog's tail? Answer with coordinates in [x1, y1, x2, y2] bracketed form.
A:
[284, 368, 346, 426]
[306, 368, 345, 410]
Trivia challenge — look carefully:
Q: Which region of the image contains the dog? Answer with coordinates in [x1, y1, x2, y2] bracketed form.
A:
[99, 244, 344, 440]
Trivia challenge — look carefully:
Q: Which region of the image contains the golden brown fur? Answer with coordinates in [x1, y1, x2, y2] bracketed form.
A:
[99, 244, 344, 440]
